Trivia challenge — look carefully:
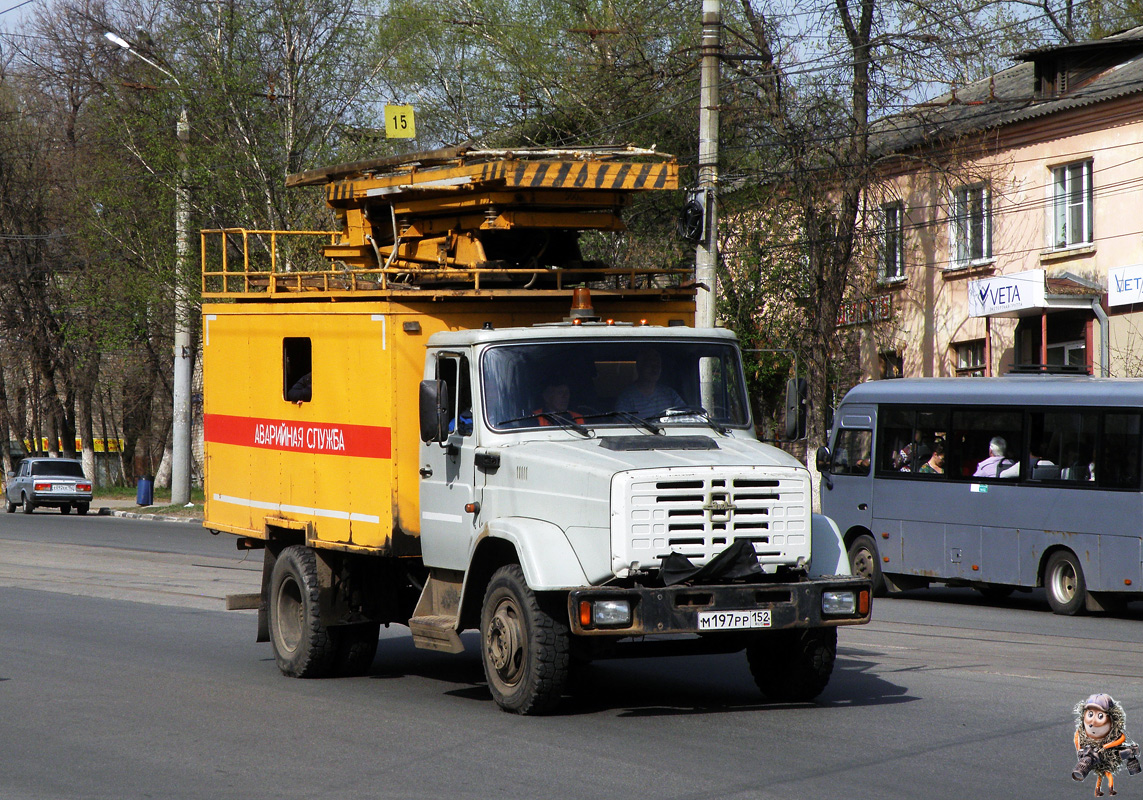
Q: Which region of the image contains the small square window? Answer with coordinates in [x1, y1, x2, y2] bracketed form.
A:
[284, 338, 312, 402]
[955, 339, 985, 377]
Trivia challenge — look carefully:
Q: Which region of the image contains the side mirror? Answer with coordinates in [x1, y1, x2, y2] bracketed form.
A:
[5, 471, 13, 478]
[419, 380, 451, 443]
[815, 446, 832, 474]
[785, 377, 807, 440]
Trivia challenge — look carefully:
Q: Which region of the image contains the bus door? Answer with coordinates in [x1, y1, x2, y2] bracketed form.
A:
[822, 405, 875, 534]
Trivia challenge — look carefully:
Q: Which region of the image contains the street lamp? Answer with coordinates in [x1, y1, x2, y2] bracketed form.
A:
[104, 31, 193, 506]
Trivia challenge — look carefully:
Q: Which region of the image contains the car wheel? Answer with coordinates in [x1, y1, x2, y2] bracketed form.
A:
[847, 534, 885, 595]
[5, 499, 15, 513]
[21, 494, 34, 514]
[76, 503, 89, 515]
[480, 564, 570, 714]
[60, 504, 71, 515]
[747, 628, 837, 702]
[268, 545, 335, 678]
[1045, 550, 1086, 616]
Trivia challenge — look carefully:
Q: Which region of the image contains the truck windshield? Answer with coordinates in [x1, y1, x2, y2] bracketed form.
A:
[482, 339, 751, 431]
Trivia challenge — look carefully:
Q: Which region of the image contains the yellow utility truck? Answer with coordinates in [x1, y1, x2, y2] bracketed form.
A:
[202, 146, 870, 714]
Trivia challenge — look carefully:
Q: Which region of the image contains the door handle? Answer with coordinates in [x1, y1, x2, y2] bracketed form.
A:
[419, 466, 433, 478]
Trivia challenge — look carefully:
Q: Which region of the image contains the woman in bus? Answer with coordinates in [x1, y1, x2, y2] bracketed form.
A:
[918, 441, 945, 474]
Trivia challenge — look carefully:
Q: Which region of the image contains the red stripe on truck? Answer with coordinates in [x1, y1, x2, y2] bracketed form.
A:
[204, 414, 391, 458]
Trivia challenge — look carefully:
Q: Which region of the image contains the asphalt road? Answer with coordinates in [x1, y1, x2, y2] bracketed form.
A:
[2, 514, 1141, 799]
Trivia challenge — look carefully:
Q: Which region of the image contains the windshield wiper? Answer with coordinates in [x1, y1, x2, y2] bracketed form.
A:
[580, 410, 663, 435]
[661, 406, 729, 435]
[496, 411, 591, 437]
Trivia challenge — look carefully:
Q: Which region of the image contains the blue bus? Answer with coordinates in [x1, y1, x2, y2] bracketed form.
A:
[818, 376, 1143, 614]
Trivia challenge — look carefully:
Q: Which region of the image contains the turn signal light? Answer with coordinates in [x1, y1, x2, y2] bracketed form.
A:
[859, 590, 870, 615]
[579, 600, 593, 628]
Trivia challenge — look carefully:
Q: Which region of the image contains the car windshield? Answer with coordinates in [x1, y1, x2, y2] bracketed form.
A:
[31, 461, 85, 478]
[482, 339, 751, 431]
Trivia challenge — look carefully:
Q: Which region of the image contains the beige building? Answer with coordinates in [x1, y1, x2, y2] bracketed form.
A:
[845, 27, 1143, 383]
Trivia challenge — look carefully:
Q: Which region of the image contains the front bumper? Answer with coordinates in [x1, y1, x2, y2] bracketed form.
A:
[568, 576, 871, 636]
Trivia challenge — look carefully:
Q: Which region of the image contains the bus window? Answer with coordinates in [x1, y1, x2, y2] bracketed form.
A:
[948, 409, 1022, 479]
[1027, 410, 1096, 483]
[831, 429, 871, 476]
[1101, 413, 1142, 489]
[877, 407, 915, 473]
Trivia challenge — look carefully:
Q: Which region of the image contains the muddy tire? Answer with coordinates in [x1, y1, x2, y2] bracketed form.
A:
[747, 628, 837, 703]
[268, 545, 335, 678]
[480, 564, 569, 714]
[331, 622, 380, 677]
[1044, 550, 1086, 616]
[847, 534, 885, 595]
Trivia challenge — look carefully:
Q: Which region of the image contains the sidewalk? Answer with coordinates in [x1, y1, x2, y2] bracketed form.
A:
[95, 496, 205, 525]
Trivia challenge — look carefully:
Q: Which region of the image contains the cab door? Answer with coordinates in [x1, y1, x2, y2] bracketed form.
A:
[419, 351, 480, 571]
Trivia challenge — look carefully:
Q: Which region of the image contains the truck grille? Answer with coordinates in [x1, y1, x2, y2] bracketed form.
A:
[610, 467, 810, 572]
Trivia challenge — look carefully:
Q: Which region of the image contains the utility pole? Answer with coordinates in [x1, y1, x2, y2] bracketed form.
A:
[695, 0, 720, 330]
[104, 31, 192, 505]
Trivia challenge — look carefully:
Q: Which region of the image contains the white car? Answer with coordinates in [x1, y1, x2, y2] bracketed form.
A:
[5, 458, 93, 515]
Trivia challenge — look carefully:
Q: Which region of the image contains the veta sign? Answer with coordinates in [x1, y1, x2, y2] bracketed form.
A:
[1109, 264, 1143, 307]
[968, 269, 1045, 317]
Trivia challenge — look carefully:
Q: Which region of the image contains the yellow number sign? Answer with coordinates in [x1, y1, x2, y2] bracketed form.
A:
[385, 105, 416, 139]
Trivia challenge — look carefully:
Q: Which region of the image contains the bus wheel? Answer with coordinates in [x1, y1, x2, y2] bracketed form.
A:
[268, 545, 335, 678]
[847, 534, 885, 595]
[747, 628, 837, 703]
[1044, 550, 1086, 616]
[480, 564, 569, 715]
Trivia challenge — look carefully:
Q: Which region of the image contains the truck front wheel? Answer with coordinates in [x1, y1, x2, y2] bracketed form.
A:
[480, 564, 569, 714]
[268, 545, 335, 678]
[746, 628, 837, 703]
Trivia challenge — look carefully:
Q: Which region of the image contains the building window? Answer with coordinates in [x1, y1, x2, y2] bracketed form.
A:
[955, 339, 985, 377]
[879, 202, 905, 282]
[950, 184, 991, 267]
[1052, 161, 1093, 249]
[879, 350, 903, 379]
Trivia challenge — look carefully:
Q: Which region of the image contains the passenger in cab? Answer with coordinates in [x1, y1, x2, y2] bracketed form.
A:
[534, 380, 584, 426]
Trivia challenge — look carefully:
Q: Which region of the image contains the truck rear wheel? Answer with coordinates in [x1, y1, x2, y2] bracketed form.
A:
[480, 564, 569, 715]
[268, 545, 335, 678]
[746, 628, 837, 703]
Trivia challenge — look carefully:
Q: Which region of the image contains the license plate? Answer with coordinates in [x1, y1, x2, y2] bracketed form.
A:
[51, 484, 72, 493]
[697, 609, 771, 630]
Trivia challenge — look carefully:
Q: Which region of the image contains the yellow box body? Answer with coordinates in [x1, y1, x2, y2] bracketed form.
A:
[202, 297, 695, 556]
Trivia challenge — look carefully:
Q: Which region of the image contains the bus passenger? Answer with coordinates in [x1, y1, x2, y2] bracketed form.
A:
[918, 441, 945, 474]
[974, 436, 1016, 478]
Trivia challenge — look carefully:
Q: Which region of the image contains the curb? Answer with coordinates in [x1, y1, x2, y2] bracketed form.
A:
[98, 508, 204, 525]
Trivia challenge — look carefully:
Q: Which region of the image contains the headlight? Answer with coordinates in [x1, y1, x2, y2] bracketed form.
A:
[579, 598, 632, 628]
[822, 591, 856, 615]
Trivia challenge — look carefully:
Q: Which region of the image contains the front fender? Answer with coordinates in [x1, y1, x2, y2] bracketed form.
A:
[808, 513, 852, 577]
[474, 517, 590, 590]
